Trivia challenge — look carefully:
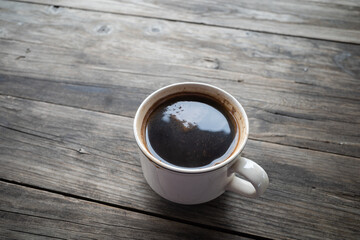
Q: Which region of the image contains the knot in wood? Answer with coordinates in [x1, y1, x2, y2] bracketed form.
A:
[202, 57, 220, 69]
[49, 5, 61, 14]
[96, 25, 112, 35]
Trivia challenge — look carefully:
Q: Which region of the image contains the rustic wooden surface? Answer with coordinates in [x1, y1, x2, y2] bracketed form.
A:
[15, 0, 360, 44]
[1, 181, 247, 240]
[0, 0, 359, 239]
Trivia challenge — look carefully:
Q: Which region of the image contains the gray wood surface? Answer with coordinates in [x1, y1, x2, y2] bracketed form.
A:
[0, 181, 247, 240]
[14, 0, 360, 44]
[0, 95, 359, 239]
[1, 1, 359, 157]
[0, 0, 359, 239]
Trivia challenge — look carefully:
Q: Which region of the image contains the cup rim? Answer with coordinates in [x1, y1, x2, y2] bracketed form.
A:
[133, 82, 249, 174]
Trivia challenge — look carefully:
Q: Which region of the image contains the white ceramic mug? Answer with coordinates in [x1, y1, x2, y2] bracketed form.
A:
[133, 82, 269, 204]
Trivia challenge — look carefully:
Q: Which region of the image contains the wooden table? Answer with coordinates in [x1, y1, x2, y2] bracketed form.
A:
[1, 0, 359, 239]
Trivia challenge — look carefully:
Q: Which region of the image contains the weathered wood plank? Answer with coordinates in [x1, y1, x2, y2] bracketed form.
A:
[1, 1, 359, 92]
[0, 95, 359, 240]
[14, 0, 360, 44]
[1, 74, 359, 158]
[0, 1, 359, 156]
[1, 1, 359, 240]
[0, 182, 246, 240]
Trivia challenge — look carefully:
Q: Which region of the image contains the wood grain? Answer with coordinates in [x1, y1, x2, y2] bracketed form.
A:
[0, 95, 359, 240]
[2, 1, 359, 92]
[14, 0, 360, 44]
[0, 1, 359, 157]
[1, 74, 359, 159]
[0, 182, 246, 240]
[1, 2, 359, 239]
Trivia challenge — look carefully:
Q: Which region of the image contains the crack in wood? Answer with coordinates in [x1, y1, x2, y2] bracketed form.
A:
[0, 209, 95, 228]
[8, 229, 66, 240]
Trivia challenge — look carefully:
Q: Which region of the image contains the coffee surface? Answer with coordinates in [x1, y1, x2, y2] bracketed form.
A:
[145, 94, 237, 168]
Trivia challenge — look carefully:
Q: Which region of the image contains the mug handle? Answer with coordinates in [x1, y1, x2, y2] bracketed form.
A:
[226, 157, 269, 198]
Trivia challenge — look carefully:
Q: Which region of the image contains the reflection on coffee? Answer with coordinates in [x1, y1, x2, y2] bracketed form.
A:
[145, 94, 238, 168]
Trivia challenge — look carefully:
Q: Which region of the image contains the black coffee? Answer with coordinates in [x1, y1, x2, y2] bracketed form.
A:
[145, 93, 237, 168]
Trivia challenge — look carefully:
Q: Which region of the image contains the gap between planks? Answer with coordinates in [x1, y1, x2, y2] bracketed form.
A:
[2, 66, 359, 103]
[10, 0, 360, 45]
[0, 178, 271, 240]
[1, 93, 358, 160]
